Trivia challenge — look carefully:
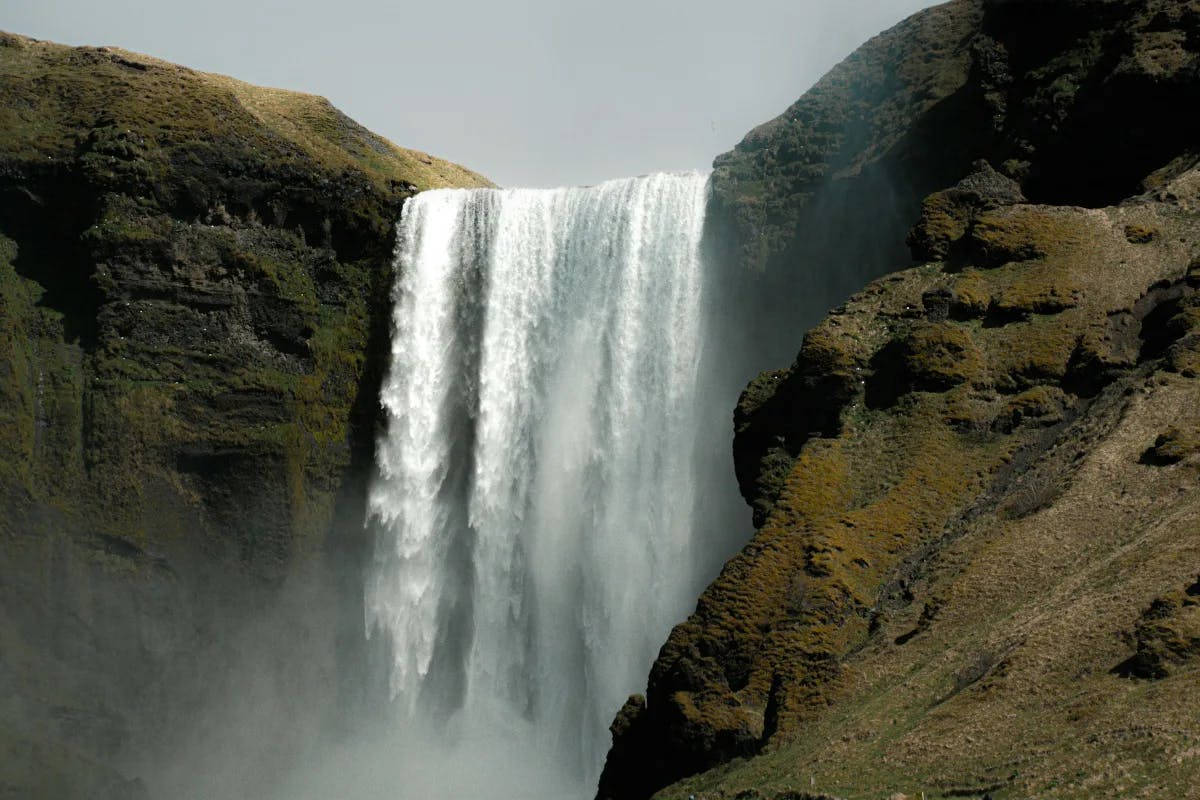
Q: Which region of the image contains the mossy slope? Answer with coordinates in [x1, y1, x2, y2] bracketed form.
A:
[601, 1, 1200, 798]
[610, 174, 1200, 800]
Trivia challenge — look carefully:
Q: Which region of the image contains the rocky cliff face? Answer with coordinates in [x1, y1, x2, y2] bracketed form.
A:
[0, 32, 487, 798]
[600, 1, 1200, 798]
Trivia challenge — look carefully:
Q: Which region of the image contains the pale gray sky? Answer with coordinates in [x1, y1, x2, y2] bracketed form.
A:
[4, 1, 933, 187]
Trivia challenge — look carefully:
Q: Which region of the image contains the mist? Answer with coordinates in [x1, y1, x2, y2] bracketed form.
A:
[268, 720, 584, 800]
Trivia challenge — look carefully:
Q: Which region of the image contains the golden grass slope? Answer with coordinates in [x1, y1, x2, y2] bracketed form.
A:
[0, 30, 491, 191]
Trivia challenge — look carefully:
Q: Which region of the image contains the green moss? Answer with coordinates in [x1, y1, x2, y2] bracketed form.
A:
[984, 314, 1081, 393]
[902, 322, 985, 391]
[969, 206, 1085, 268]
[1123, 585, 1200, 678]
[948, 271, 991, 318]
[229, 248, 320, 314]
[909, 191, 972, 261]
[1168, 337, 1200, 377]
[738, 370, 789, 421]
[1144, 426, 1200, 465]
[662, 393, 1015, 749]
[989, 260, 1082, 316]
[801, 322, 866, 377]
[1165, 294, 1200, 342]
[999, 385, 1067, 428]
[0, 234, 36, 487]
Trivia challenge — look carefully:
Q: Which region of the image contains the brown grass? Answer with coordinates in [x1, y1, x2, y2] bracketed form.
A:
[0, 31, 491, 190]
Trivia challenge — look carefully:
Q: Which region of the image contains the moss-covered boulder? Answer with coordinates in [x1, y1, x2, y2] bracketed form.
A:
[907, 160, 1027, 262]
[1120, 581, 1200, 679]
[900, 322, 986, 392]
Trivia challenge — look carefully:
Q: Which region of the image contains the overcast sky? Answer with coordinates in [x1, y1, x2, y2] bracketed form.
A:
[5, 1, 933, 187]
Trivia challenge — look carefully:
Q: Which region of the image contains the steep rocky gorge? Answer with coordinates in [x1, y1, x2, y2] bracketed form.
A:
[0, 32, 487, 798]
[600, 1, 1200, 798]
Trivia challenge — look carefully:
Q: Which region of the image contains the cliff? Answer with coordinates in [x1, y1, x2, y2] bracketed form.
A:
[0, 32, 488, 798]
[600, 1, 1200, 798]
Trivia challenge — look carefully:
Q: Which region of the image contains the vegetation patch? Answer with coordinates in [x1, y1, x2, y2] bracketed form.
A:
[968, 206, 1085, 269]
[900, 322, 985, 392]
[1141, 425, 1200, 465]
[1125, 224, 1160, 244]
[1117, 583, 1200, 679]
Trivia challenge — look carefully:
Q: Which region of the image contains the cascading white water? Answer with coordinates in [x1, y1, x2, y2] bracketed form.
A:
[364, 171, 740, 797]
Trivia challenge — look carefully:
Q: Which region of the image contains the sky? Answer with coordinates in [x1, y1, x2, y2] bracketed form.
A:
[3, 1, 934, 188]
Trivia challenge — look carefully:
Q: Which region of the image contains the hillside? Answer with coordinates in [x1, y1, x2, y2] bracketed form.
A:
[599, 1, 1200, 798]
[0, 32, 487, 798]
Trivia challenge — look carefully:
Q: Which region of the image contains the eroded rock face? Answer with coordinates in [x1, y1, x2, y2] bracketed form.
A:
[0, 32, 487, 796]
[599, 2, 1200, 797]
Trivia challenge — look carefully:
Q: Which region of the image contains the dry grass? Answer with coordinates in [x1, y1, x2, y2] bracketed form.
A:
[660, 375, 1200, 800]
[0, 31, 491, 190]
[210, 74, 489, 190]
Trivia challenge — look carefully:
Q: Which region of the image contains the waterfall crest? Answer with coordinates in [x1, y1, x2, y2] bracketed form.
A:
[365, 171, 738, 795]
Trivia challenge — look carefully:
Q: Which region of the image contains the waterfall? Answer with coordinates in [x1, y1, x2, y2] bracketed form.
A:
[364, 171, 741, 797]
